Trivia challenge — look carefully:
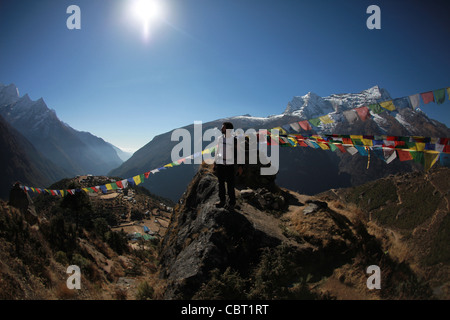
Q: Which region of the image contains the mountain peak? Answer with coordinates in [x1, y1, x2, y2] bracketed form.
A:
[284, 85, 392, 119]
[0, 83, 20, 104]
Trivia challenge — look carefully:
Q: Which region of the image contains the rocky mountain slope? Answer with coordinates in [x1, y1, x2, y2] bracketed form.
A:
[0, 83, 123, 178]
[159, 163, 449, 299]
[0, 114, 69, 199]
[1, 161, 448, 300]
[0, 176, 175, 300]
[111, 85, 450, 202]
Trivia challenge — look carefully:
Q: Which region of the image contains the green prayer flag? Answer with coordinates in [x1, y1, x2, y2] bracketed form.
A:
[411, 151, 424, 165]
[329, 143, 338, 152]
[309, 117, 321, 127]
[368, 103, 383, 114]
[434, 88, 446, 104]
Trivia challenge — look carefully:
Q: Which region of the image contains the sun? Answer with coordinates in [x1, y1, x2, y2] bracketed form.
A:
[129, 0, 164, 41]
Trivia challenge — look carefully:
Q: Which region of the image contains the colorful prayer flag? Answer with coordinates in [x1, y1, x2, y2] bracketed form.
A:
[424, 151, 439, 170]
[289, 122, 301, 132]
[408, 94, 421, 110]
[319, 115, 334, 124]
[421, 91, 434, 104]
[368, 103, 383, 114]
[433, 88, 446, 104]
[309, 117, 321, 127]
[380, 100, 396, 111]
[343, 110, 358, 123]
[355, 106, 370, 121]
[397, 150, 413, 161]
[298, 120, 312, 131]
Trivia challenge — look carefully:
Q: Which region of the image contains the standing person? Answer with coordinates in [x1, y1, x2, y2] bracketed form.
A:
[214, 122, 242, 209]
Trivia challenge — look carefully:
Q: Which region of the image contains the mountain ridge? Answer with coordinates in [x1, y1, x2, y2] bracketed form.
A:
[111, 85, 449, 202]
[0, 83, 125, 180]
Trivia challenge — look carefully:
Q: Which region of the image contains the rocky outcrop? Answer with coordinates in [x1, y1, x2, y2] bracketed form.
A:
[158, 162, 438, 299]
[158, 165, 284, 299]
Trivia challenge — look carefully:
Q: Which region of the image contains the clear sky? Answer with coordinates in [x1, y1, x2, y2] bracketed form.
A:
[0, 0, 449, 153]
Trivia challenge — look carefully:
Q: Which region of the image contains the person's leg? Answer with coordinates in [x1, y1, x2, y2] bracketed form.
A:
[216, 165, 226, 207]
[225, 165, 236, 206]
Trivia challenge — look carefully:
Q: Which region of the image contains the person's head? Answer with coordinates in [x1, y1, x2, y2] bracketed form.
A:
[221, 122, 234, 136]
[221, 122, 234, 135]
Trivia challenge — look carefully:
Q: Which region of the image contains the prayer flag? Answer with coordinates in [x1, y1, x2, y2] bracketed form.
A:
[317, 142, 330, 150]
[397, 150, 413, 161]
[408, 94, 421, 110]
[344, 146, 359, 155]
[354, 145, 368, 156]
[368, 103, 383, 114]
[433, 88, 446, 104]
[289, 122, 301, 132]
[411, 151, 424, 164]
[440, 153, 450, 167]
[421, 91, 434, 104]
[319, 115, 334, 124]
[309, 117, 321, 127]
[424, 151, 439, 170]
[447, 88, 450, 100]
[380, 100, 396, 111]
[335, 143, 346, 153]
[343, 110, 358, 123]
[127, 178, 136, 186]
[355, 106, 370, 121]
[298, 120, 312, 131]
[384, 148, 397, 164]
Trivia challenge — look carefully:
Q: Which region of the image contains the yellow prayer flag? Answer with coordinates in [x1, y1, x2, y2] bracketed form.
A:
[350, 135, 363, 140]
[319, 115, 334, 124]
[132, 175, 141, 185]
[415, 142, 426, 151]
[424, 151, 440, 171]
[362, 139, 373, 147]
[317, 142, 330, 150]
[447, 87, 450, 100]
[164, 163, 173, 168]
[105, 184, 112, 190]
[82, 188, 89, 193]
[380, 100, 396, 111]
[272, 127, 286, 135]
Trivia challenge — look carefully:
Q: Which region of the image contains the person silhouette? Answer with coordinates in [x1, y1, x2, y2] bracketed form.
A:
[213, 122, 242, 209]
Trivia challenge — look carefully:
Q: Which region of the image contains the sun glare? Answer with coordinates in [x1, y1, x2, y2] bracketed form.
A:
[129, 0, 164, 41]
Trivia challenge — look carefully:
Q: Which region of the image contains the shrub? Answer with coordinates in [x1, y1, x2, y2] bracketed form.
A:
[135, 281, 154, 300]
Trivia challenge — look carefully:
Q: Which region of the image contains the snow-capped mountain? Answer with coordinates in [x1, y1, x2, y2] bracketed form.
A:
[0, 83, 124, 179]
[111, 85, 450, 201]
[284, 85, 391, 117]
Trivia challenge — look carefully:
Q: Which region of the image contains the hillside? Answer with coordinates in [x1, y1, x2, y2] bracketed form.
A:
[1, 163, 449, 300]
[0, 114, 69, 200]
[159, 164, 449, 299]
[0, 177, 174, 300]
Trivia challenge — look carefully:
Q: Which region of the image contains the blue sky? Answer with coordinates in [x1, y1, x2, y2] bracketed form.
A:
[0, 0, 449, 153]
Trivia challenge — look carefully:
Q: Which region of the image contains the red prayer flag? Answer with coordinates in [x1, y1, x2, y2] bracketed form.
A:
[421, 91, 434, 104]
[397, 150, 413, 161]
[336, 144, 347, 153]
[116, 181, 123, 189]
[355, 106, 370, 121]
[298, 120, 312, 131]
[144, 171, 151, 179]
